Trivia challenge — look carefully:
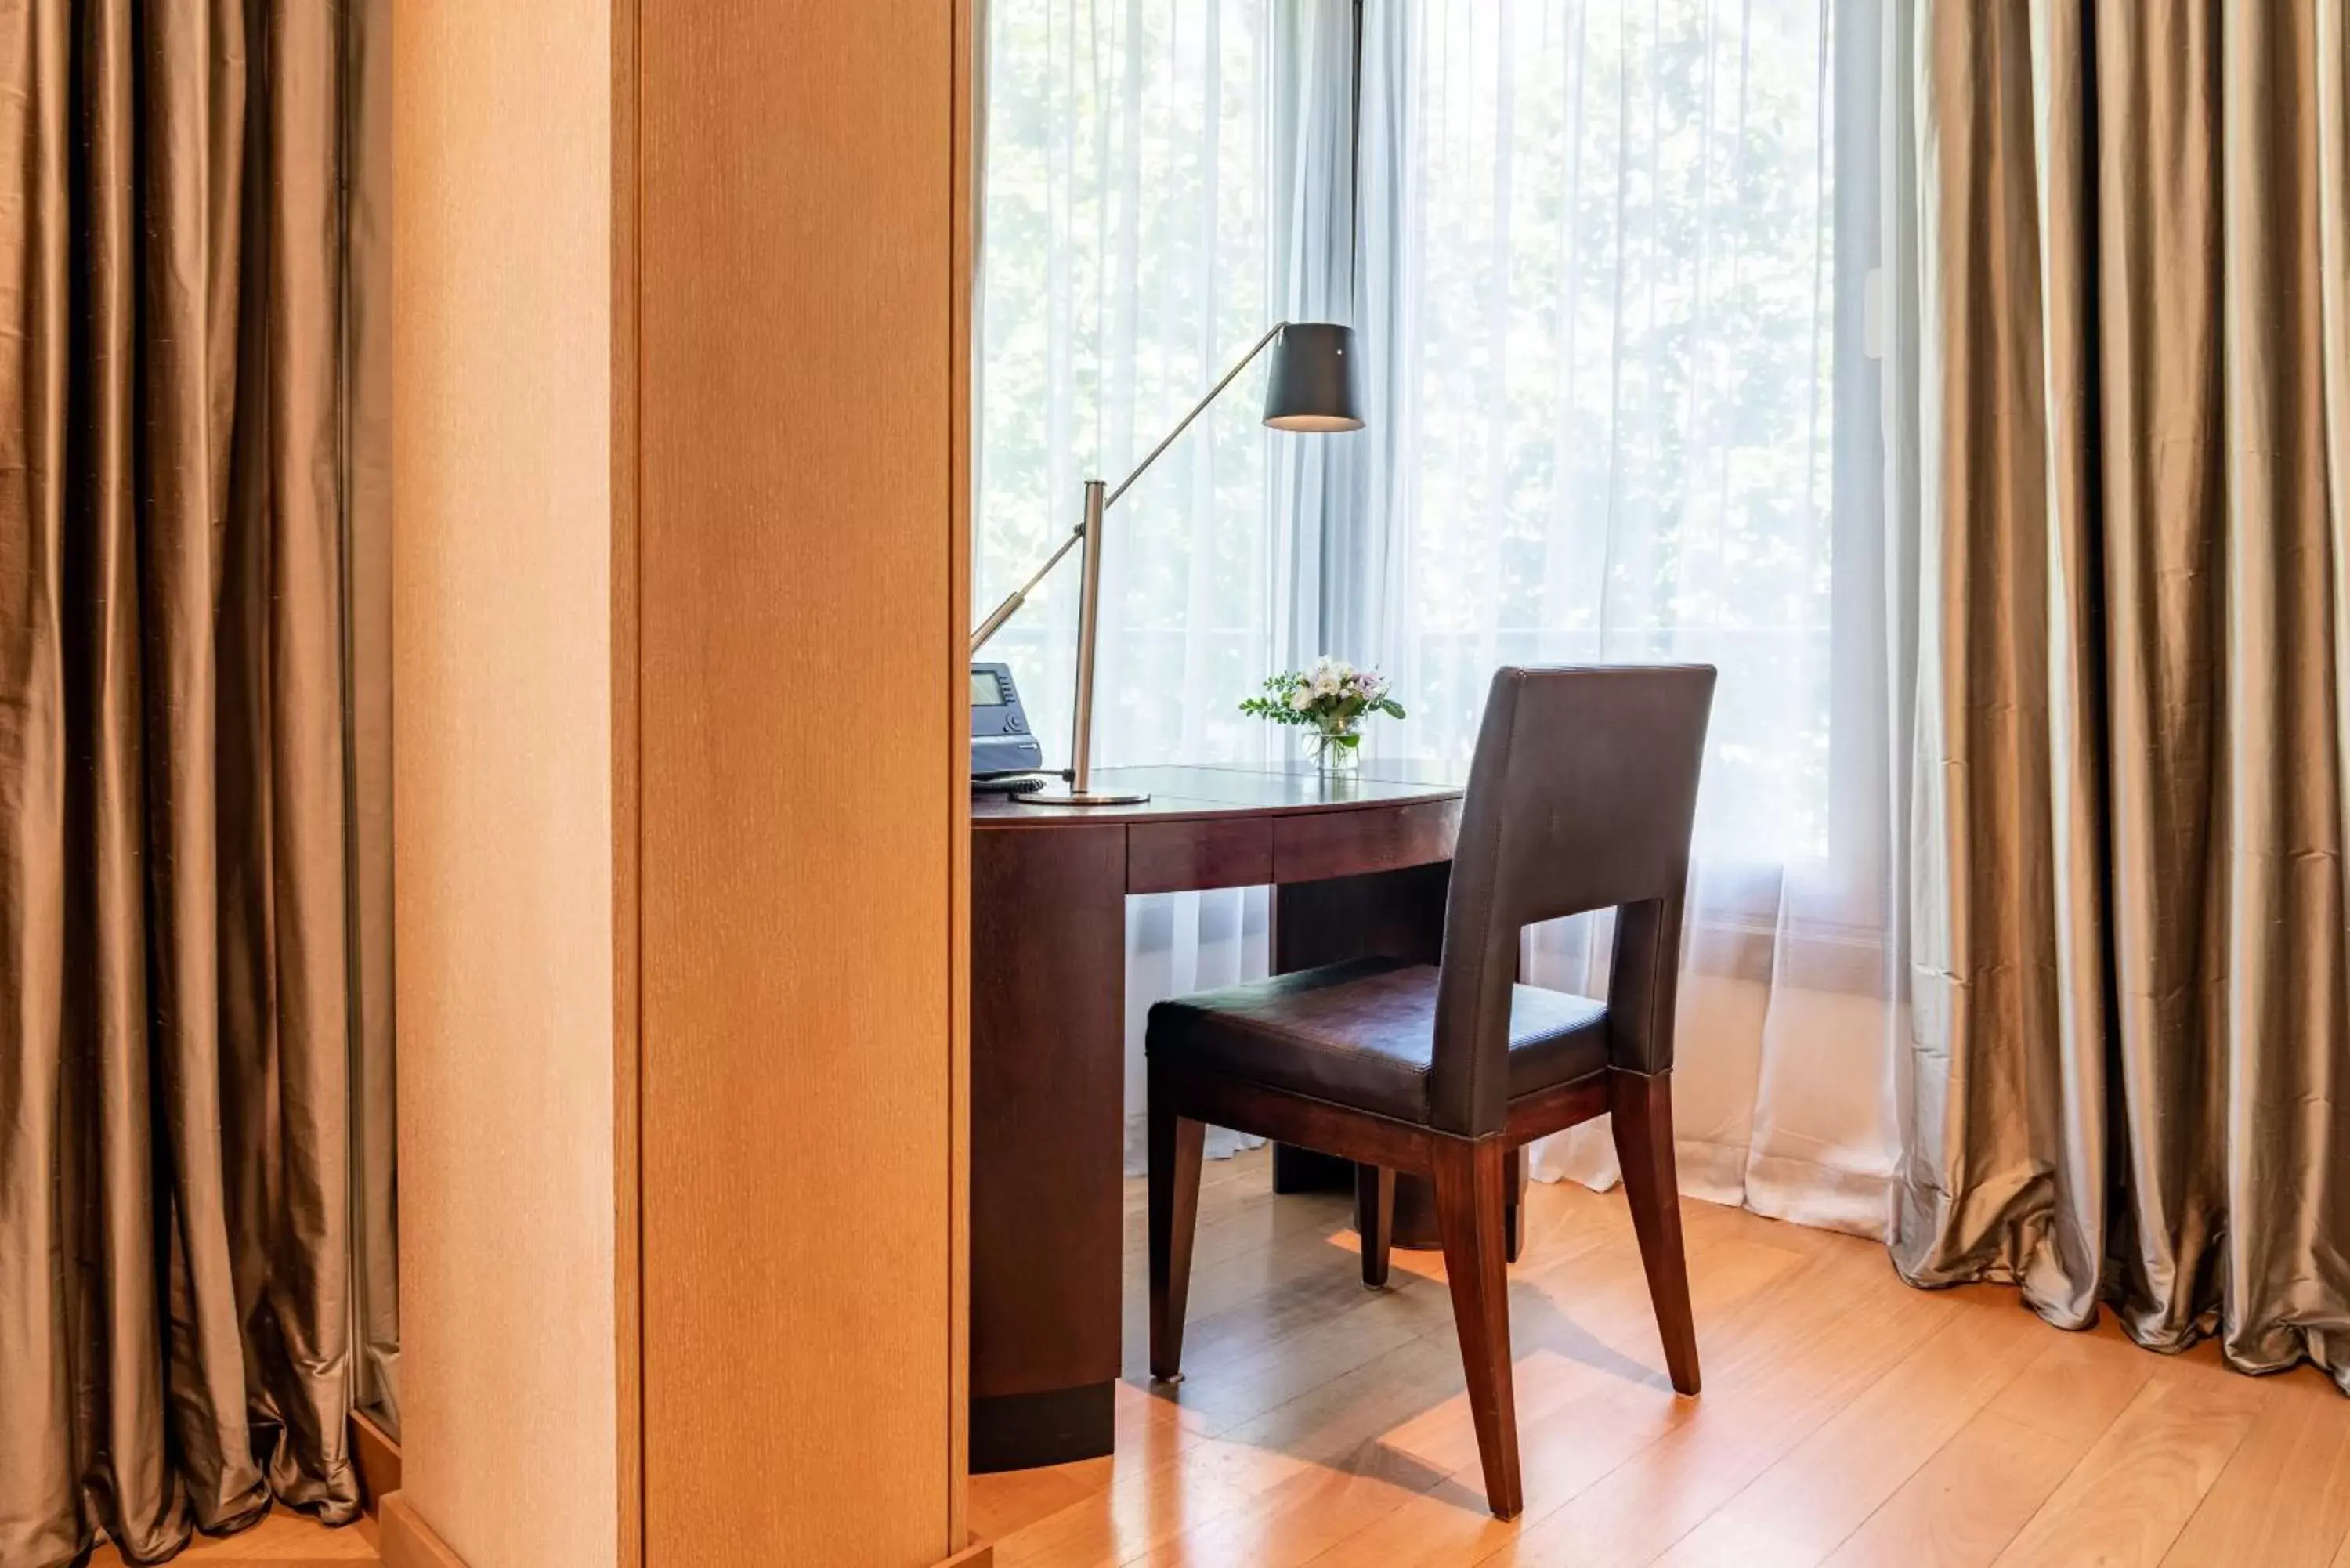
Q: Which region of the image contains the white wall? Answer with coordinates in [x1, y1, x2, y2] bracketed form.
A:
[389, 5, 619, 1563]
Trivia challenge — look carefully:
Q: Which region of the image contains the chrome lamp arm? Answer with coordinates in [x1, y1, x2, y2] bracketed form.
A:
[967, 320, 1288, 658]
[969, 523, 1083, 653]
[967, 317, 1361, 807]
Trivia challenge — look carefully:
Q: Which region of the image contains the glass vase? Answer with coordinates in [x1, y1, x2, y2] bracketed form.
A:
[1310, 725, 1362, 781]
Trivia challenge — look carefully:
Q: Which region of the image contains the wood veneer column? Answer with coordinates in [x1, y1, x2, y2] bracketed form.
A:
[632, 3, 974, 1563]
[396, 3, 974, 1564]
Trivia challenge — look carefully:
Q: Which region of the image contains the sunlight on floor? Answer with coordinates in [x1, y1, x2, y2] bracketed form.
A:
[976, 1148, 2350, 1568]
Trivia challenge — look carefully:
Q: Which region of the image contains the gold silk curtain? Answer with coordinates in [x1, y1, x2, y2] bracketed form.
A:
[1894, 0, 2350, 1383]
[0, 4, 392, 1564]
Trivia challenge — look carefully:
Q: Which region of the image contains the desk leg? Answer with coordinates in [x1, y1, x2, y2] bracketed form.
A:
[1270, 1142, 1356, 1194]
[970, 825, 1126, 1471]
[1272, 863, 1526, 1252]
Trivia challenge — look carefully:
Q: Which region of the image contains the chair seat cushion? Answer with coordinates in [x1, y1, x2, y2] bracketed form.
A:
[1144, 956, 1609, 1125]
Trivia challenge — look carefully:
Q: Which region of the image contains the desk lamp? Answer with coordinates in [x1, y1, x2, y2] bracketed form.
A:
[971, 321, 1364, 805]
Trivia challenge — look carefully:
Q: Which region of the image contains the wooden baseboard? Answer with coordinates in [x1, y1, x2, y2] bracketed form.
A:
[381, 1494, 471, 1568]
[353, 1411, 403, 1517]
[383, 1482, 977, 1568]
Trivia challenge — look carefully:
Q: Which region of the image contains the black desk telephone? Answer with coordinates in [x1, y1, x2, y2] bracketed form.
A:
[971, 662, 1049, 793]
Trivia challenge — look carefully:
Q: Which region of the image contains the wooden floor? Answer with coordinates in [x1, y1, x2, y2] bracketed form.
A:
[971, 1147, 2350, 1568]
[80, 1147, 2350, 1566]
[88, 1507, 378, 1567]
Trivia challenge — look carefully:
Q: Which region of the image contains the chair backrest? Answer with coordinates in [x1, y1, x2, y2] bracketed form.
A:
[1428, 665, 1716, 1136]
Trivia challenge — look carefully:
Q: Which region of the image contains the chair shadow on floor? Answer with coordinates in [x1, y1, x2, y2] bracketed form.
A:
[1119, 1179, 1700, 1519]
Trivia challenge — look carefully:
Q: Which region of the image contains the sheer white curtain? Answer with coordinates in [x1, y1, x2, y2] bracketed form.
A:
[1352, 0, 1904, 1234]
[975, 0, 1357, 1168]
[979, 0, 1907, 1227]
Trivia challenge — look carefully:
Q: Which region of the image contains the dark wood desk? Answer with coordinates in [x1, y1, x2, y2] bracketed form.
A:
[970, 763, 1466, 1472]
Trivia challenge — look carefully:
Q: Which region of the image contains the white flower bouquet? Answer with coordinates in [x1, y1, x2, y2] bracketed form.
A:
[1239, 656, 1405, 771]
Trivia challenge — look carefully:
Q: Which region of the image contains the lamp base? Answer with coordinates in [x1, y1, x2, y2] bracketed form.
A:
[1017, 787, 1152, 807]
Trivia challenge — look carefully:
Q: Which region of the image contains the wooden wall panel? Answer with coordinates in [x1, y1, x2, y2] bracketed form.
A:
[948, 0, 978, 1539]
[395, 5, 967, 1561]
[634, 5, 968, 1563]
[389, 4, 621, 1566]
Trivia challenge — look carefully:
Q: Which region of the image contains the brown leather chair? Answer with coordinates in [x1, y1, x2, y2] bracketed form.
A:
[1144, 664, 1716, 1519]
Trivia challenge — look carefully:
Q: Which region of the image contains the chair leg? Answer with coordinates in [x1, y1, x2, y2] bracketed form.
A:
[1355, 1163, 1396, 1288]
[1431, 1138, 1523, 1520]
[1504, 1147, 1528, 1263]
[1147, 1069, 1206, 1382]
[1611, 1068, 1701, 1396]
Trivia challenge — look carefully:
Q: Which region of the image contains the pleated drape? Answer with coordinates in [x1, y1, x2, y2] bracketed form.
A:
[1894, 0, 2350, 1386]
[0, 5, 381, 1563]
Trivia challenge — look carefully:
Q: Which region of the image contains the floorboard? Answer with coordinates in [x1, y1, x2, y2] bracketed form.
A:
[71, 1147, 2350, 1566]
[86, 1507, 379, 1566]
[976, 1148, 2350, 1568]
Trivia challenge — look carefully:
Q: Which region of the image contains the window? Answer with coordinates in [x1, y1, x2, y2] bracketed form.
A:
[1358, 0, 1869, 880]
[974, 0, 1902, 1216]
[975, 0, 1293, 772]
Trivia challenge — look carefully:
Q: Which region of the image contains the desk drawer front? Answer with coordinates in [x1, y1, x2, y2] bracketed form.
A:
[1128, 818, 1275, 894]
[1274, 799, 1461, 883]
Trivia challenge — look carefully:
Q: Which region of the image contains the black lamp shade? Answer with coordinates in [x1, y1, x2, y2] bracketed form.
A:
[1262, 322, 1364, 432]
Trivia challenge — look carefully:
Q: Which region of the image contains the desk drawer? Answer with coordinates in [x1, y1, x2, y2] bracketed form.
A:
[1273, 799, 1461, 883]
[1127, 818, 1275, 894]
